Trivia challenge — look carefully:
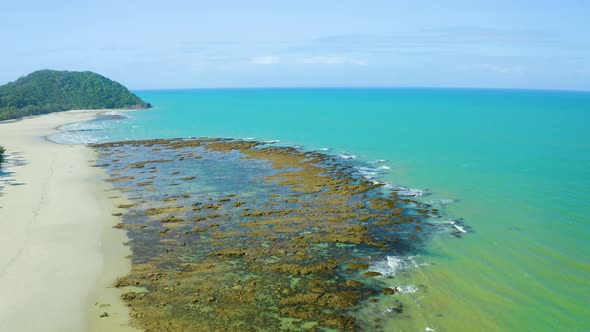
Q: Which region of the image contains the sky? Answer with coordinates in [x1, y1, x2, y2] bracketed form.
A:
[1, 0, 589, 90]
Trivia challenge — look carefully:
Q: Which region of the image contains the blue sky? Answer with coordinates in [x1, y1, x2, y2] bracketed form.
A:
[1, 0, 589, 90]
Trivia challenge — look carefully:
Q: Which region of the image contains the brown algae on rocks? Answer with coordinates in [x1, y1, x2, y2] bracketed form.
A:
[91, 138, 443, 331]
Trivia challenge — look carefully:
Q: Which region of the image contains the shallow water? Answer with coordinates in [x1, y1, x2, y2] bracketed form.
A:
[52, 88, 590, 331]
[93, 138, 454, 330]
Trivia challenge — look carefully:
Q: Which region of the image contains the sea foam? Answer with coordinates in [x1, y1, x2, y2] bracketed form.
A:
[338, 153, 357, 160]
[425, 199, 455, 207]
[368, 255, 418, 277]
[448, 220, 467, 233]
[389, 185, 426, 197]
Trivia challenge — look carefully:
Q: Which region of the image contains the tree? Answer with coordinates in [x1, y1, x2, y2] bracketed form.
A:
[0, 70, 151, 121]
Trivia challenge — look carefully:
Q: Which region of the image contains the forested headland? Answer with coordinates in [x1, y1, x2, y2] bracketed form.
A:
[0, 70, 151, 121]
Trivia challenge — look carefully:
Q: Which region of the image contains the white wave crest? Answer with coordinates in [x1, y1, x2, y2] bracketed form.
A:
[384, 284, 419, 295]
[355, 166, 377, 179]
[100, 110, 127, 116]
[59, 121, 107, 132]
[368, 255, 417, 277]
[447, 220, 467, 233]
[396, 285, 418, 294]
[48, 132, 103, 145]
[425, 199, 455, 206]
[338, 153, 357, 160]
[390, 185, 425, 197]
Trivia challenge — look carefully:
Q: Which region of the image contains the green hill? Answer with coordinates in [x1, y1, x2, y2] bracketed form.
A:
[0, 70, 151, 121]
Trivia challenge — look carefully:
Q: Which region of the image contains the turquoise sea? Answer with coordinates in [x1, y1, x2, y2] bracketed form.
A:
[54, 88, 590, 331]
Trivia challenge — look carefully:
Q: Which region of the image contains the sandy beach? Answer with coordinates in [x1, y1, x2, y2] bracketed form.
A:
[0, 110, 139, 332]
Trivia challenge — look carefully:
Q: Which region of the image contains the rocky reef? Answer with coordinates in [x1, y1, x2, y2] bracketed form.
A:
[92, 138, 442, 331]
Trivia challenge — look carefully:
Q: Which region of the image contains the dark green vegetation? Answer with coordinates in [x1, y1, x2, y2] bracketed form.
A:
[0, 70, 151, 121]
[0, 145, 5, 166]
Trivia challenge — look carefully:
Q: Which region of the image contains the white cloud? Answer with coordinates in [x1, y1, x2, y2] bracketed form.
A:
[250, 55, 280, 65]
[299, 56, 366, 65]
[249, 55, 367, 66]
[454, 63, 527, 75]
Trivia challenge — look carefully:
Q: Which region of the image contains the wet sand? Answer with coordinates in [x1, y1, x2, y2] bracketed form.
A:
[0, 110, 139, 332]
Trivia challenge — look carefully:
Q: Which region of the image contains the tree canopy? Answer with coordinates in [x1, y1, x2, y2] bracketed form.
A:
[0, 70, 151, 121]
[0, 145, 5, 166]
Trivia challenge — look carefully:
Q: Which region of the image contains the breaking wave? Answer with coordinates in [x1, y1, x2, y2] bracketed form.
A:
[368, 255, 421, 278]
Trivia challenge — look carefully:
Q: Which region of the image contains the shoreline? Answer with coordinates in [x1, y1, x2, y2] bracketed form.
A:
[0, 110, 138, 332]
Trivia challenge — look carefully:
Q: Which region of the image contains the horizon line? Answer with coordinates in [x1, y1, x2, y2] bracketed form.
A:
[132, 85, 590, 94]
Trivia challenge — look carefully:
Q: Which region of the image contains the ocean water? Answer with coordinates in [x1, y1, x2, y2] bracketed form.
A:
[52, 88, 590, 331]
